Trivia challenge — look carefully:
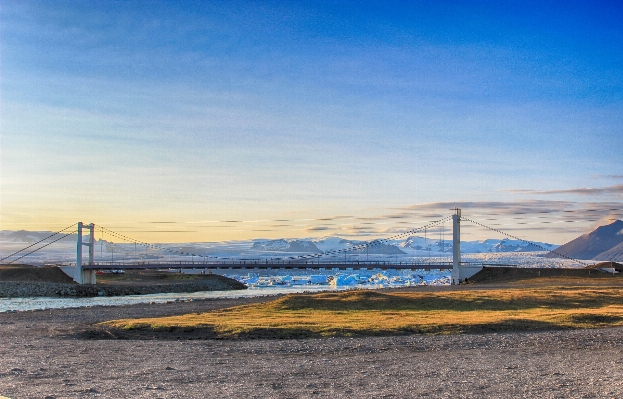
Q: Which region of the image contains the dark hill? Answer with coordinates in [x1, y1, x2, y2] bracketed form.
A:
[467, 266, 612, 284]
[544, 220, 623, 261]
[0, 264, 76, 283]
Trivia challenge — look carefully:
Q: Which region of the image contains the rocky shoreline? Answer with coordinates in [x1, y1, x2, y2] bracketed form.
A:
[0, 277, 246, 298]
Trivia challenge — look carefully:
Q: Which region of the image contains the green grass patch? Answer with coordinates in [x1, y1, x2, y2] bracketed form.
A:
[102, 287, 623, 339]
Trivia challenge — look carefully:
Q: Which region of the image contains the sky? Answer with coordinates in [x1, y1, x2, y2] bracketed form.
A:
[1, 0, 622, 244]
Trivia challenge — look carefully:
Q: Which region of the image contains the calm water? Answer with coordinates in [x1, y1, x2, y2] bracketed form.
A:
[0, 285, 347, 313]
[1, 268, 452, 312]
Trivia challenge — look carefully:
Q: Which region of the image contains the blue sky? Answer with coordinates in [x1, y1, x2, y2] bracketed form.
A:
[1, 0, 622, 243]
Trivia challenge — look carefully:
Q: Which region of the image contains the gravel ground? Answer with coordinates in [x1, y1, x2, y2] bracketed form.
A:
[2, 296, 623, 398]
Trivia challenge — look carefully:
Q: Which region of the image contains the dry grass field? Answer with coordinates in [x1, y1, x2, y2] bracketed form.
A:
[104, 282, 623, 339]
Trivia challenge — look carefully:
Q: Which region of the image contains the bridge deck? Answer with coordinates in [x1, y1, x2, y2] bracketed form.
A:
[81, 262, 512, 271]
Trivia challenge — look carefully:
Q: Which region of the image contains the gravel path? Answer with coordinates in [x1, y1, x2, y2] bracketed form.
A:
[2, 297, 623, 398]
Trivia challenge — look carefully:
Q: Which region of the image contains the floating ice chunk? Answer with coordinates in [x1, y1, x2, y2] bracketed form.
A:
[309, 275, 329, 284]
[330, 274, 360, 286]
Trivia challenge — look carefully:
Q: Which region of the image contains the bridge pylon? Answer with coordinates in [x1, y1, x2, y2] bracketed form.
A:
[451, 208, 461, 285]
[450, 208, 483, 284]
[75, 222, 96, 284]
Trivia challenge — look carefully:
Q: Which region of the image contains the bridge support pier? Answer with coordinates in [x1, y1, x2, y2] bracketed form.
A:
[75, 222, 97, 284]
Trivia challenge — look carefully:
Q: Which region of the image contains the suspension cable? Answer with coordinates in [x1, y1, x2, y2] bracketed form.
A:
[97, 217, 450, 264]
[461, 217, 590, 267]
[98, 225, 208, 261]
[0, 223, 77, 263]
[280, 215, 453, 261]
[6, 232, 74, 264]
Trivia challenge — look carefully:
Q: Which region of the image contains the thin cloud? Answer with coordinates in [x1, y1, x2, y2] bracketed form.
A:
[305, 226, 331, 232]
[505, 184, 623, 196]
[395, 200, 576, 215]
[383, 213, 412, 219]
[357, 211, 441, 222]
[315, 215, 353, 221]
[391, 200, 623, 238]
[592, 175, 623, 180]
[124, 230, 196, 233]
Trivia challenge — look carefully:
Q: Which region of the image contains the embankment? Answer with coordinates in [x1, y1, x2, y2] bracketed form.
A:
[0, 276, 246, 298]
[467, 266, 615, 284]
[0, 265, 246, 297]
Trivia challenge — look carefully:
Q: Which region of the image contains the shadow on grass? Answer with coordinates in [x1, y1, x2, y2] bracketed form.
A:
[567, 313, 623, 326]
[78, 315, 623, 340]
[77, 324, 221, 340]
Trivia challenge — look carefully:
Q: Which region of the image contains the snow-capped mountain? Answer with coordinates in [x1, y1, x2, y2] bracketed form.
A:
[252, 239, 322, 253]
[400, 236, 557, 254]
[251, 239, 290, 251]
[345, 242, 406, 255]
[0, 229, 560, 265]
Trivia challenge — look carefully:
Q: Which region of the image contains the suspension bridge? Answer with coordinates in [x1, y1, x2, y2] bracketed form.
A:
[0, 208, 596, 285]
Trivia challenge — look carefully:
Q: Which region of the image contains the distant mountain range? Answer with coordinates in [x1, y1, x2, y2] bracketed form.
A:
[7, 223, 623, 262]
[545, 220, 623, 261]
[248, 236, 558, 255]
[399, 236, 556, 254]
[1, 229, 562, 260]
[251, 239, 323, 253]
[0, 230, 77, 244]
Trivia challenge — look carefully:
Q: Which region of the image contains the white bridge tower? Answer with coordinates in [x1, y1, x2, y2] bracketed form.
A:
[450, 208, 483, 284]
[451, 208, 461, 285]
[75, 222, 96, 284]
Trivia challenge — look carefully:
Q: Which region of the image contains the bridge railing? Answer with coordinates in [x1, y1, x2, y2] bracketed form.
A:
[66, 260, 516, 269]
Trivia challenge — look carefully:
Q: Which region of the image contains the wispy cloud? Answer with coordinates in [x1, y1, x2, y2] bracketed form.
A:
[315, 216, 353, 221]
[382, 213, 413, 219]
[395, 200, 576, 215]
[388, 200, 623, 240]
[505, 184, 623, 196]
[124, 230, 196, 233]
[304, 226, 330, 232]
